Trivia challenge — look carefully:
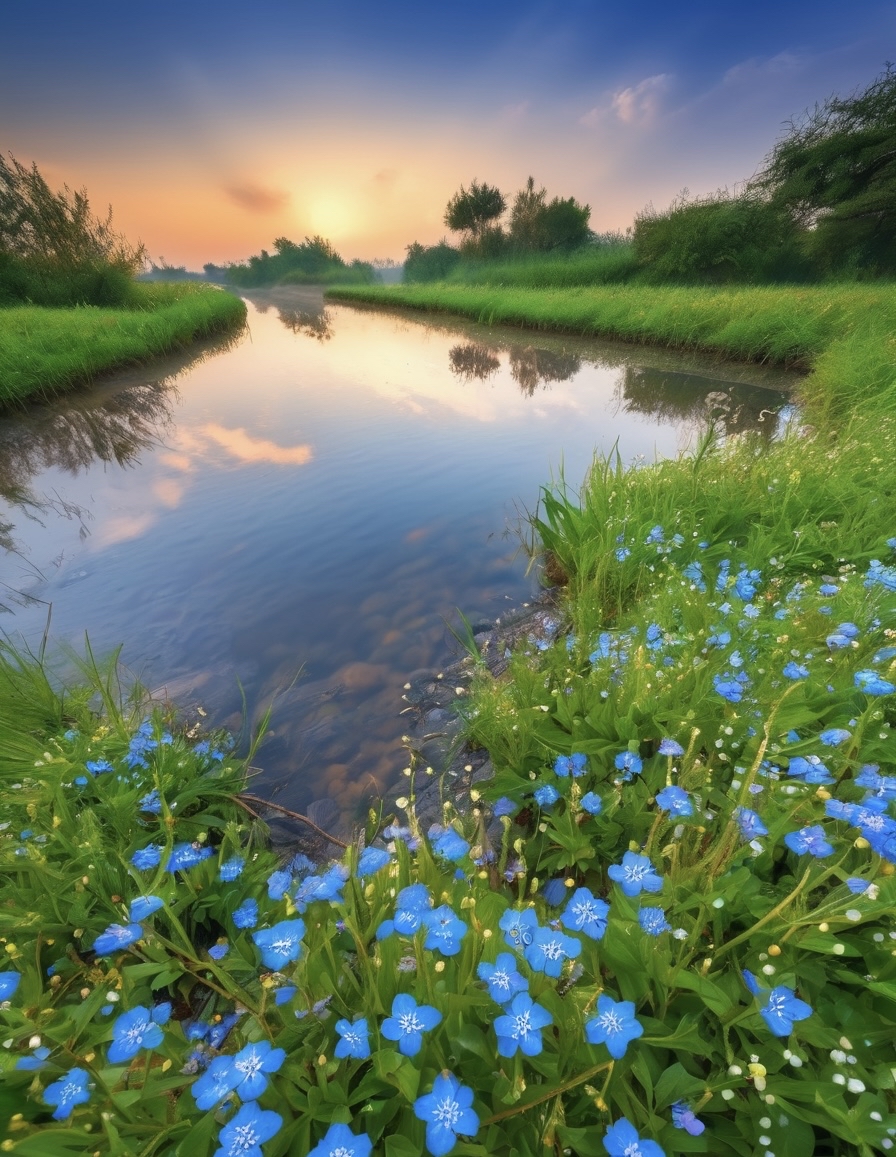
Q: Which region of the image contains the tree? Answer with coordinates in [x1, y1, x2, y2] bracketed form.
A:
[755, 65, 896, 272]
[508, 177, 592, 252]
[443, 180, 506, 242]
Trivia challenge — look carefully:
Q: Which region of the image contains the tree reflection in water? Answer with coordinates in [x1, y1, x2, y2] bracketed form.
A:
[447, 333, 787, 432]
[276, 306, 334, 342]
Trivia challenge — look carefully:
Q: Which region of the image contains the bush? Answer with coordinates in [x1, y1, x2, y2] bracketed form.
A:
[403, 241, 462, 283]
[633, 193, 805, 283]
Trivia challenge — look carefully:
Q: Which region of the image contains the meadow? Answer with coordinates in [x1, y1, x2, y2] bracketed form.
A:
[0, 283, 247, 408]
[2, 264, 896, 1155]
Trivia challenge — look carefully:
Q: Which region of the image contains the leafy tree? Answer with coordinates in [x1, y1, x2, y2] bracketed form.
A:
[756, 65, 896, 272]
[443, 180, 506, 243]
[403, 240, 461, 283]
[508, 177, 591, 252]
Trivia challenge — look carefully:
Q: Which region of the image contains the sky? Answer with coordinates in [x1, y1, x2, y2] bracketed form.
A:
[2, 1, 893, 267]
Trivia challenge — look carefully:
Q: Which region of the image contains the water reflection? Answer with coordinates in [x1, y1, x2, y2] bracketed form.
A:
[1, 287, 798, 825]
[446, 332, 787, 433]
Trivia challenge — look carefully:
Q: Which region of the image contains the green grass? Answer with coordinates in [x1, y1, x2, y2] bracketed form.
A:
[441, 244, 640, 288]
[0, 282, 247, 407]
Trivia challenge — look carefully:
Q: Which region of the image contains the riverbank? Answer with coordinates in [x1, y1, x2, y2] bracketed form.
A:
[0, 282, 247, 408]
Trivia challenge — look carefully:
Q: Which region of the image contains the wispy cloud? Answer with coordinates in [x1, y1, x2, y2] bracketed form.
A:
[579, 73, 672, 128]
[224, 182, 291, 213]
[201, 424, 314, 466]
[723, 52, 804, 87]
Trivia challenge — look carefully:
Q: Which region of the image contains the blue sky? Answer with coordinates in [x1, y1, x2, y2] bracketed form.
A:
[3, 1, 893, 264]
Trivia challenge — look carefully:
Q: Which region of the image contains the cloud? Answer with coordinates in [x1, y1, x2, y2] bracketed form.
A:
[200, 423, 314, 466]
[223, 182, 291, 213]
[579, 73, 671, 129]
[723, 52, 803, 87]
[610, 74, 671, 125]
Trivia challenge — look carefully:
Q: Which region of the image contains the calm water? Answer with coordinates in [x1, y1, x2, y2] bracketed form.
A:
[0, 287, 796, 821]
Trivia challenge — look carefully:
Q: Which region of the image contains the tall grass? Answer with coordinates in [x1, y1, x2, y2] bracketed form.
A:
[0, 282, 247, 407]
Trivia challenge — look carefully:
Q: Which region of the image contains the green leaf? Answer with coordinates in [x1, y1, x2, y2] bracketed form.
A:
[654, 1062, 706, 1109]
[385, 1135, 422, 1157]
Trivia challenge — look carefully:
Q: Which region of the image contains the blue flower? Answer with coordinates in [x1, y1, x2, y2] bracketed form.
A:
[138, 789, 162, 814]
[734, 808, 768, 840]
[655, 786, 692, 816]
[846, 877, 873, 894]
[758, 985, 813, 1036]
[16, 1045, 50, 1070]
[209, 943, 230, 960]
[713, 671, 749, 702]
[493, 797, 517, 817]
[108, 1005, 165, 1063]
[231, 1040, 285, 1099]
[783, 661, 810, 680]
[192, 1055, 236, 1109]
[131, 844, 162, 870]
[561, 888, 609, 940]
[413, 1072, 479, 1157]
[855, 670, 896, 696]
[819, 728, 851, 747]
[232, 898, 259, 929]
[541, 877, 568, 906]
[585, 995, 644, 1059]
[615, 546, 631, 562]
[334, 1017, 370, 1059]
[166, 842, 212, 872]
[658, 738, 685, 757]
[308, 1123, 372, 1157]
[524, 927, 581, 977]
[787, 755, 834, 785]
[580, 791, 603, 815]
[274, 985, 296, 1005]
[671, 1101, 705, 1136]
[500, 907, 539, 950]
[219, 857, 245, 882]
[357, 846, 392, 877]
[477, 953, 528, 1004]
[266, 869, 292, 900]
[43, 1067, 91, 1120]
[614, 751, 643, 780]
[390, 884, 433, 936]
[421, 905, 467, 956]
[682, 561, 705, 591]
[251, 919, 305, 969]
[638, 908, 671, 936]
[0, 971, 22, 1000]
[294, 864, 349, 909]
[381, 993, 442, 1057]
[604, 1118, 665, 1157]
[86, 759, 113, 776]
[129, 895, 164, 922]
[431, 828, 470, 861]
[646, 525, 665, 544]
[554, 753, 587, 777]
[93, 923, 143, 956]
[494, 992, 553, 1057]
[533, 783, 560, 808]
[215, 1101, 283, 1157]
[784, 825, 834, 858]
[608, 852, 663, 897]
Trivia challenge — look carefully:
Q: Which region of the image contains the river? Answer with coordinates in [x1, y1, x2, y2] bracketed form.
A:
[0, 286, 796, 825]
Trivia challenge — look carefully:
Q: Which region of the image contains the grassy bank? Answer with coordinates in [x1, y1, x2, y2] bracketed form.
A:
[0, 282, 247, 408]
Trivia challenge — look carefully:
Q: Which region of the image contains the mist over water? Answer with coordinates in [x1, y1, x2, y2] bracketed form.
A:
[0, 287, 795, 825]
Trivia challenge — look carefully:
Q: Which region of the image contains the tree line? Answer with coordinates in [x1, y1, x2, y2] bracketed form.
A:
[407, 65, 896, 284]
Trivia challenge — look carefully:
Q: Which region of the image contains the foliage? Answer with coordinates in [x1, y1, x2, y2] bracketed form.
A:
[509, 178, 592, 254]
[443, 181, 507, 246]
[0, 153, 145, 309]
[403, 241, 462, 283]
[225, 236, 375, 288]
[756, 66, 896, 274]
[0, 283, 247, 408]
[632, 192, 803, 283]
